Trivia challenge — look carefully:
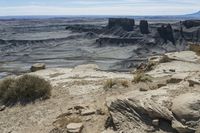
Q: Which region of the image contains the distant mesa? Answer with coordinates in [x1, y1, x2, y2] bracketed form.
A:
[139, 20, 150, 34]
[63, 17, 200, 48]
[108, 18, 135, 31]
[157, 24, 175, 44]
[182, 20, 200, 29]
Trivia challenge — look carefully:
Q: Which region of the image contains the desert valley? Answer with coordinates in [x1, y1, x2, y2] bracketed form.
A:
[0, 11, 200, 133]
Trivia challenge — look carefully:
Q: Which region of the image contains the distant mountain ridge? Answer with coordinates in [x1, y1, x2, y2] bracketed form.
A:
[186, 10, 200, 17]
[0, 11, 199, 20]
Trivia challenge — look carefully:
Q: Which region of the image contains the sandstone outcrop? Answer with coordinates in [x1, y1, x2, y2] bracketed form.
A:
[106, 90, 176, 132]
[140, 20, 149, 34]
[182, 20, 200, 29]
[108, 18, 135, 31]
[157, 24, 175, 44]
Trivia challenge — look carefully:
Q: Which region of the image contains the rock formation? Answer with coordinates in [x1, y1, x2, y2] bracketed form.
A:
[96, 37, 143, 47]
[65, 24, 103, 33]
[157, 24, 175, 44]
[182, 20, 200, 29]
[139, 20, 149, 34]
[106, 90, 177, 133]
[108, 18, 135, 31]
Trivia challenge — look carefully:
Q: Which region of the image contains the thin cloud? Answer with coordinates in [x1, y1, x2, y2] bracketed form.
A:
[0, 0, 199, 16]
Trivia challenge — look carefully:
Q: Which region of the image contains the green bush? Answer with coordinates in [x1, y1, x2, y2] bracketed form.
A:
[0, 75, 52, 105]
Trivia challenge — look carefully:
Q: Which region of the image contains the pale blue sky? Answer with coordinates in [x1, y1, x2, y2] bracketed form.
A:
[0, 0, 199, 16]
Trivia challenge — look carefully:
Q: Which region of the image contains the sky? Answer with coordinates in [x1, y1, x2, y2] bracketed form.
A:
[0, 0, 199, 16]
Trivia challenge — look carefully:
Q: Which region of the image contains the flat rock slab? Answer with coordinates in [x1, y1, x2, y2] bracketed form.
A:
[166, 51, 200, 62]
[31, 64, 132, 86]
[67, 123, 83, 133]
[147, 61, 200, 78]
[81, 109, 96, 116]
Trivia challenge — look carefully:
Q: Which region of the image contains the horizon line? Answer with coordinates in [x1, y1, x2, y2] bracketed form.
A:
[0, 11, 199, 18]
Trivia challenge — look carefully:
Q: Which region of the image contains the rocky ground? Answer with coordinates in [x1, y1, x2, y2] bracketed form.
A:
[1, 50, 200, 133]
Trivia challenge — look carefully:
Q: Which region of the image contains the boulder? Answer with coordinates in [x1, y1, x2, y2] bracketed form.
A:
[0, 105, 6, 111]
[157, 24, 175, 44]
[67, 123, 83, 133]
[172, 93, 200, 131]
[172, 93, 200, 121]
[108, 18, 135, 31]
[152, 119, 159, 126]
[30, 63, 46, 72]
[182, 20, 200, 29]
[139, 20, 149, 34]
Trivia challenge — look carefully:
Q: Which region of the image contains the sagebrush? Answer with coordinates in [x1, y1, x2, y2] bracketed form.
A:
[0, 75, 52, 105]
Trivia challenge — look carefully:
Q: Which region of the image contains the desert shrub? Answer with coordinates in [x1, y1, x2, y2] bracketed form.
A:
[132, 72, 152, 83]
[0, 75, 51, 105]
[135, 62, 157, 74]
[104, 79, 116, 90]
[189, 43, 200, 56]
[120, 80, 129, 88]
[0, 77, 16, 101]
[103, 79, 130, 91]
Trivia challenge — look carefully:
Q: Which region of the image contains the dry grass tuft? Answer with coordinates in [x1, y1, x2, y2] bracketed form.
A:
[104, 79, 116, 89]
[132, 72, 152, 83]
[120, 80, 129, 88]
[0, 74, 52, 105]
[103, 79, 130, 91]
